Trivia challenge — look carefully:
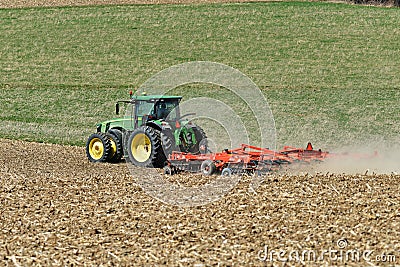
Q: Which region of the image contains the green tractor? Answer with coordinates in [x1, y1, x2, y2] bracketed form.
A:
[85, 92, 208, 168]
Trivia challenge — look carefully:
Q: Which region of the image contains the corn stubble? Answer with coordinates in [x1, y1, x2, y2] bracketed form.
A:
[1, 139, 399, 266]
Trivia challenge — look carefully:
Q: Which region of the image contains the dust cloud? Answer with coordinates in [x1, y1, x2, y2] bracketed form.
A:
[283, 142, 399, 175]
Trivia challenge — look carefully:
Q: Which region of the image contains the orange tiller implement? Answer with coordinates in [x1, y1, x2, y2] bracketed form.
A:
[164, 143, 334, 176]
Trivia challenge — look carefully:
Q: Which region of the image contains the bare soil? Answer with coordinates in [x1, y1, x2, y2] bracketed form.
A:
[1, 139, 399, 265]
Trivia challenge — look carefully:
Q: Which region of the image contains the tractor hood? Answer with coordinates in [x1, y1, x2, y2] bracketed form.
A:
[96, 117, 134, 133]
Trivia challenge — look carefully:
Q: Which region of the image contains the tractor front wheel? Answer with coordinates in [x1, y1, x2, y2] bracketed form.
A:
[86, 132, 112, 163]
[127, 126, 166, 168]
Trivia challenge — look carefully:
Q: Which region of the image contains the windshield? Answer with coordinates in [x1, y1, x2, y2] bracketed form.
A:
[136, 101, 154, 117]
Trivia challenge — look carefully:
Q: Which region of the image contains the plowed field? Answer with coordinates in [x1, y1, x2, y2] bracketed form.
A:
[1, 139, 399, 265]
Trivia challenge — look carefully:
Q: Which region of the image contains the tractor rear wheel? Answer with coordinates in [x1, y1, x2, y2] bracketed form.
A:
[127, 126, 166, 168]
[86, 132, 112, 163]
[189, 125, 208, 154]
[178, 124, 208, 154]
[161, 129, 175, 157]
[106, 128, 123, 163]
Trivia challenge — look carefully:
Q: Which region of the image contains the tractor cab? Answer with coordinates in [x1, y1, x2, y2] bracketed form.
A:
[133, 96, 181, 127]
[115, 94, 182, 128]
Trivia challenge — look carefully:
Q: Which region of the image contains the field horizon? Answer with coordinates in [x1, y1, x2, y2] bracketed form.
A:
[1, 0, 341, 9]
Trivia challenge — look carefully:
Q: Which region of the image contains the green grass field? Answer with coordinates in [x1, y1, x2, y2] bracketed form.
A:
[1, 1, 399, 149]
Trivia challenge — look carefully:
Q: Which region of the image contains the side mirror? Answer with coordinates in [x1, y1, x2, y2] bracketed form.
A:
[115, 103, 120, 115]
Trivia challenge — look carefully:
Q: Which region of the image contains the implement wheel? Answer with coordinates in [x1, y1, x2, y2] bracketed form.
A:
[86, 132, 112, 163]
[163, 165, 174, 175]
[127, 126, 166, 168]
[221, 168, 233, 176]
[200, 159, 216, 176]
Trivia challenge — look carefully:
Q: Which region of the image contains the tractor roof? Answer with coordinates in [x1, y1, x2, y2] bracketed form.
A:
[131, 95, 182, 101]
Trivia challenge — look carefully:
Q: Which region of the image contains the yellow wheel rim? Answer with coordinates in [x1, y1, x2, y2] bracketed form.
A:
[131, 133, 151, 162]
[109, 139, 117, 158]
[89, 138, 104, 160]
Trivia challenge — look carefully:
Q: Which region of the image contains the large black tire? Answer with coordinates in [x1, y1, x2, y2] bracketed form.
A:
[178, 124, 208, 154]
[161, 129, 175, 158]
[189, 125, 208, 154]
[106, 128, 123, 163]
[127, 126, 166, 168]
[86, 132, 112, 163]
